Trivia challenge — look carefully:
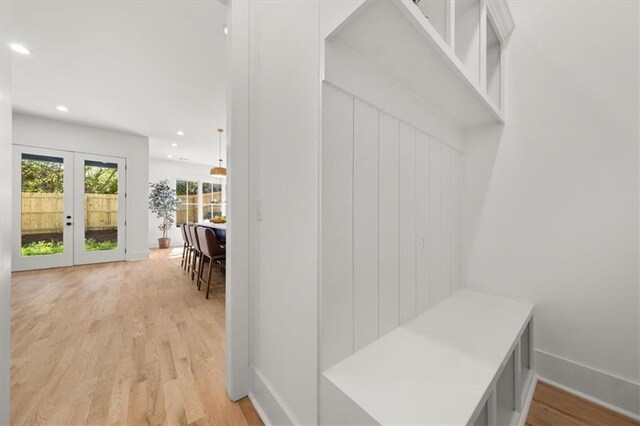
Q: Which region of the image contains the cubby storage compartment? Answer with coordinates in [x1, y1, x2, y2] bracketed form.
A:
[472, 401, 489, 426]
[497, 351, 517, 426]
[415, 0, 448, 43]
[520, 322, 532, 394]
[486, 14, 502, 109]
[455, 0, 481, 85]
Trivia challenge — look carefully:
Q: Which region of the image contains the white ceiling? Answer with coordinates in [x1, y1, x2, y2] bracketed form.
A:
[10, 0, 228, 166]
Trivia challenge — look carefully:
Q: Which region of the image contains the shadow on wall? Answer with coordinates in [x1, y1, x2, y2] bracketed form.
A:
[462, 123, 504, 273]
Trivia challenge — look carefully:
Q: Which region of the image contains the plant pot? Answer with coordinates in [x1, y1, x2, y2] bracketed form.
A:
[158, 238, 171, 249]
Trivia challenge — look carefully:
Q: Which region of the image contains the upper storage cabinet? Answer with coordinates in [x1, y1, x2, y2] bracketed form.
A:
[324, 0, 514, 126]
[454, 0, 481, 85]
[414, 0, 449, 44]
[486, 11, 502, 109]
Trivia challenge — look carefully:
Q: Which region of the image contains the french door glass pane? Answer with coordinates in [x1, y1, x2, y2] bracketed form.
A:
[84, 160, 118, 251]
[20, 153, 65, 256]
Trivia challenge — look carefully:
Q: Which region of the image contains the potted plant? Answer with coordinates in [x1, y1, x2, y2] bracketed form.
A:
[149, 179, 181, 249]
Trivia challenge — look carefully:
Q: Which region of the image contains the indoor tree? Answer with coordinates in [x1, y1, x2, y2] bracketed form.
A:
[149, 179, 180, 248]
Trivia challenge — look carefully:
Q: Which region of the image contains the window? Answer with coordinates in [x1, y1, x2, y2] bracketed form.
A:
[175, 179, 226, 226]
[176, 180, 198, 226]
[202, 181, 225, 221]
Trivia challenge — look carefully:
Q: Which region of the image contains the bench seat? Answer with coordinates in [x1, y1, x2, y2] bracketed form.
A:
[322, 290, 534, 425]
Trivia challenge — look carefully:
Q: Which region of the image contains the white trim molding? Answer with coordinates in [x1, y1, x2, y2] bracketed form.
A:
[249, 368, 295, 426]
[486, 0, 515, 43]
[535, 349, 640, 419]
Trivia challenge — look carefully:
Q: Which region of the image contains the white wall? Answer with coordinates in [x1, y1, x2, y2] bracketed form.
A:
[243, 1, 320, 424]
[0, 2, 13, 423]
[463, 0, 639, 415]
[148, 158, 219, 248]
[12, 113, 150, 261]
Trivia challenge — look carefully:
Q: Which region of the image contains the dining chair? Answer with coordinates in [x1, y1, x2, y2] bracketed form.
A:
[184, 224, 195, 273]
[188, 224, 202, 282]
[180, 224, 189, 270]
[196, 226, 226, 299]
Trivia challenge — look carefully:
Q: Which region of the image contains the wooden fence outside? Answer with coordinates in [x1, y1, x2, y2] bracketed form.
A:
[21, 193, 118, 234]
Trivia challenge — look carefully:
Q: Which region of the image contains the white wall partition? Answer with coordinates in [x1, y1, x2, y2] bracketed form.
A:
[321, 83, 462, 369]
[0, 3, 13, 422]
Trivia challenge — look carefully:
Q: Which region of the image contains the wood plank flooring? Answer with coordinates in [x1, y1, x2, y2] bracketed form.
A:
[527, 381, 639, 426]
[11, 248, 263, 426]
[12, 249, 639, 426]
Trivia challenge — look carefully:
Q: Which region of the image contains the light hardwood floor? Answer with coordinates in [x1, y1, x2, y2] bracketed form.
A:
[12, 250, 638, 426]
[11, 248, 262, 426]
[527, 381, 639, 426]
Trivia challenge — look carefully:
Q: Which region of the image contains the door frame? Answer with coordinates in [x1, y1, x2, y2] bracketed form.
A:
[12, 145, 74, 271]
[12, 145, 127, 271]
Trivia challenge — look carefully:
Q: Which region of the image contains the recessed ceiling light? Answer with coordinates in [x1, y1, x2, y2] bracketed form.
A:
[171, 143, 178, 147]
[167, 155, 173, 159]
[10, 43, 31, 55]
[224, 26, 228, 35]
[177, 131, 184, 136]
[56, 105, 69, 112]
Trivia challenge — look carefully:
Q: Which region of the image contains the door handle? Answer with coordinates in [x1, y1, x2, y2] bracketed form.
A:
[66, 222, 72, 226]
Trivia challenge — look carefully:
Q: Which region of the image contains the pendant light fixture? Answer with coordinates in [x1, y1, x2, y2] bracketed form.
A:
[210, 128, 226, 177]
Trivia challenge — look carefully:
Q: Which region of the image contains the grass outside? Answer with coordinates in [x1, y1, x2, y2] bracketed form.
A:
[84, 238, 117, 251]
[21, 238, 117, 256]
[21, 240, 64, 256]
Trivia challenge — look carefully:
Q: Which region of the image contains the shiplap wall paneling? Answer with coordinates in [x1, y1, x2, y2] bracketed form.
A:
[415, 131, 430, 314]
[321, 84, 354, 369]
[441, 146, 453, 300]
[378, 112, 400, 336]
[451, 151, 461, 291]
[398, 122, 417, 323]
[429, 139, 444, 306]
[353, 99, 380, 351]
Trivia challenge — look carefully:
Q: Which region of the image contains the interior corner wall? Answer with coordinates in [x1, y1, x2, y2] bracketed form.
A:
[148, 158, 215, 248]
[0, 2, 13, 423]
[12, 113, 150, 262]
[462, 0, 639, 416]
[245, 1, 319, 424]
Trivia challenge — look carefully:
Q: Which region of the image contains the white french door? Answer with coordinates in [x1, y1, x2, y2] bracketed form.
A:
[13, 145, 126, 271]
[73, 153, 126, 265]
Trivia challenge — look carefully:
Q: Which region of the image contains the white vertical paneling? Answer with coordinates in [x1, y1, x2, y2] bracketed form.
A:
[321, 88, 464, 367]
[451, 151, 461, 291]
[399, 122, 416, 323]
[353, 99, 379, 351]
[378, 112, 399, 336]
[429, 139, 444, 306]
[321, 84, 354, 369]
[441, 146, 453, 298]
[415, 131, 430, 315]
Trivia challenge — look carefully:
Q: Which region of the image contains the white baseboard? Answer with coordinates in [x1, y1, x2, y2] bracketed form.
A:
[516, 373, 538, 426]
[249, 367, 295, 426]
[535, 349, 640, 419]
